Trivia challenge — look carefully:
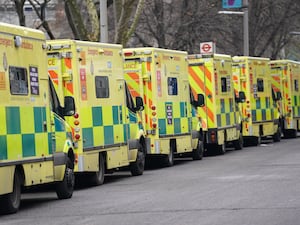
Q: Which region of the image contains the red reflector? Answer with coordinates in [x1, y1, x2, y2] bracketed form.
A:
[151, 105, 156, 110]
[152, 123, 157, 128]
[74, 153, 78, 163]
[124, 52, 133, 57]
[247, 113, 251, 118]
[74, 113, 79, 119]
[75, 134, 80, 140]
[211, 131, 216, 142]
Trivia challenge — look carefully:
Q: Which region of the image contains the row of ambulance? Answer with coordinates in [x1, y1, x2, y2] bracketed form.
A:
[1, 22, 300, 214]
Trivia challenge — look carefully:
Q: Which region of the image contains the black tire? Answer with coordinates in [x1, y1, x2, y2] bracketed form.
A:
[253, 135, 261, 146]
[163, 142, 175, 167]
[90, 153, 105, 185]
[0, 171, 21, 214]
[192, 139, 204, 160]
[130, 149, 145, 176]
[283, 129, 297, 138]
[273, 126, 282, 142]
[233, 134, 243, 150]
[291, 129, 297, 138]
[56, 159, 74, 199]
[217, 142, 226, 155]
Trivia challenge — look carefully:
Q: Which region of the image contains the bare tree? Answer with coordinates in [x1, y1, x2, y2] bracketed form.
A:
[113, 0, 145, 45]
[8, 0, 300, 59]
[13, 0, 26, 26]
[132, 0, 300, 59]
[248, 0, 300, 58]
[27, 0, 55, 39]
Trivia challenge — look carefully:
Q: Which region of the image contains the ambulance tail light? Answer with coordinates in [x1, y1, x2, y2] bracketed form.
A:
[150, 104, 157, 134]
[73, 112, 81, 139]
[124, 51, 134, 57]
[74, 153, 78, 164]
[74, 113, 79, 119]
[210, 131, 216, 143]
[75, 134, 80, 140]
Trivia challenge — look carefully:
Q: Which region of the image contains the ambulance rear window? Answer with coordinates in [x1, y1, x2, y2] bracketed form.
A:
[294, 80, 299, 92]
[168, 77, 178, 95]
[9, 66, 28, 95]
[257, 78, 264, 92]
[95, 76, 109, 98]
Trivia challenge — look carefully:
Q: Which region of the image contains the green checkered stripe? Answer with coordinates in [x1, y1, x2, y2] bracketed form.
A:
[217, 98, 235, 127]
[293, 95, 300, 117]
[251, 97, 274, 122]
[80, 105, 133, 149]
[158, 101, 191, 135]
[0, 106, 68, 161]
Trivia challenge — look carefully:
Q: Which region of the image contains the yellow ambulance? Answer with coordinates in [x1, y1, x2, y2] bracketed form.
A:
[232, 56, 281, 145]
[188, 54, 244, 155]
[47, 40, 145, 185]
[270, 60, 300, 138]
[123, 48, 204, 166]
[0, 23, 75, 214]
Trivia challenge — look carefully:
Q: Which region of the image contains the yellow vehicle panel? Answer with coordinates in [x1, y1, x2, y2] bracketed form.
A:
[0, 23, 75, 214]
[124, 48, 195, 156]
[188, 54, 240, 147]
[270, 60, 300, 136]
[47, 40, 143, 172]
[232, 56, 279, 138]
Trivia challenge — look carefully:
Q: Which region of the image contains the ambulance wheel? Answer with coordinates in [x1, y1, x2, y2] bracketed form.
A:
[233, 135, 243, 150]
[163, 142, 175, 167]
[217, 143, 226, 155]
[90, 153, 105, 185]
[192, 139, 204, 160]
[253, 135, 261, 146]
[130, 148, 145, 176]
[273, 126, 282, 142]
[56, 159, 74, 199]
[283, 129, 297, 138]
[0, 171, 21, 214]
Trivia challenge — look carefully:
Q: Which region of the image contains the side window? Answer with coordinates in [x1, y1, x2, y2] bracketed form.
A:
[168, 77, 178, 95]
[49, 78, 63, 117]
[124, 82, 135, 112]
[294, 80, 299, 92]
[257, 78, 264, 92]
[95, 76, 109, 98]
[9, 66, 28, 95]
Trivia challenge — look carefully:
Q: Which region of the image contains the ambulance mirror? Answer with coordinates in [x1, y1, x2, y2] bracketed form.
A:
[135, 96, 144, 111]
[196, 94, 205, 107]
[237, 91, 246, 103]
[63, 96, 75, 116]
